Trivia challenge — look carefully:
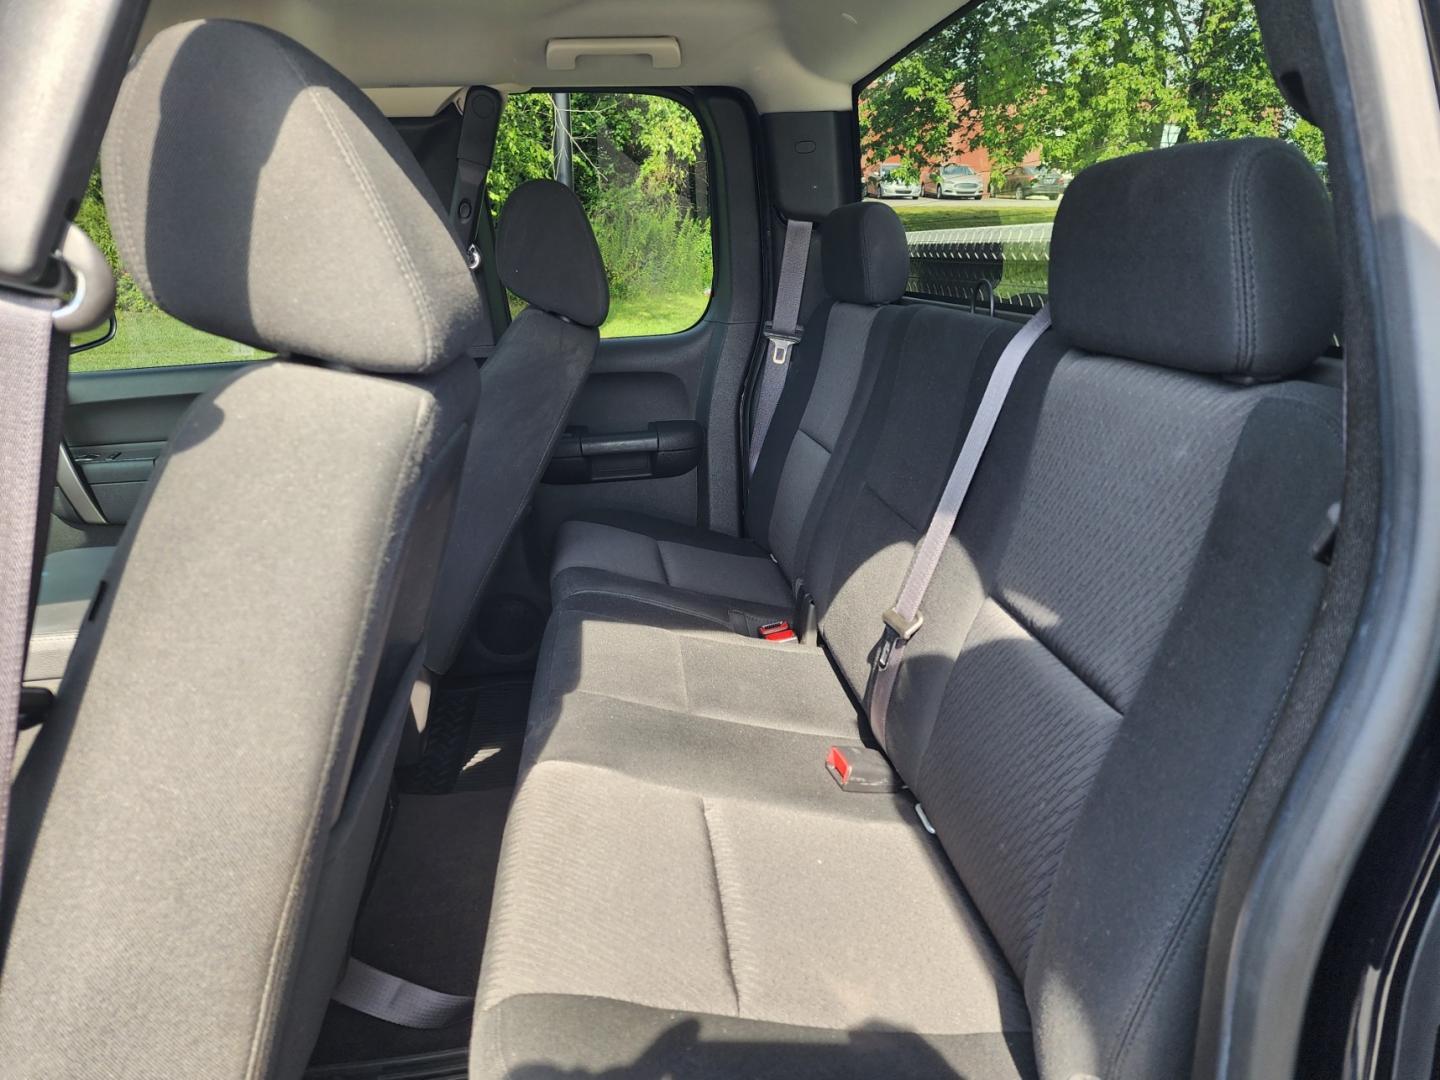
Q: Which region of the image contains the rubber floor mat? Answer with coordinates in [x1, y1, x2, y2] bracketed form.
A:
[396, 677, 530, 795]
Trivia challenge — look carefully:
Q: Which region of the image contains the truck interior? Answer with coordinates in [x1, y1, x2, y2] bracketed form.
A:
[3, 0, 1440, 1078]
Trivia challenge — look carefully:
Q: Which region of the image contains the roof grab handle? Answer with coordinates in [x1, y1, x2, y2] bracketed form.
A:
[545, 37, 682, 71]
[52, 222, 115, 334]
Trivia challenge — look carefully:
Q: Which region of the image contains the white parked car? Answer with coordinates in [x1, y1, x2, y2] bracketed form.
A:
[865, 162, 921, 198]
[926, 162, 984, 199]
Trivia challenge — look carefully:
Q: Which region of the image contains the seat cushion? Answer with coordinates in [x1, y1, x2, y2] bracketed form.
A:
[527, 608, 861, 764]
[472, 760, 1034, 1080]
[551, 513, 792, 613]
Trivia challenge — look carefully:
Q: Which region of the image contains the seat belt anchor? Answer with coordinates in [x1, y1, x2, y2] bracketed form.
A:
[876, 607, 924, 670]
[762, 321, 802, 365]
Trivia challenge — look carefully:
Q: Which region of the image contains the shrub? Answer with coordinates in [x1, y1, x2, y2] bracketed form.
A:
[585, 182, 712, 302]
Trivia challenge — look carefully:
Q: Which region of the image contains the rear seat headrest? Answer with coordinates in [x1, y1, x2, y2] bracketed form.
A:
[495, 180, 609, 328]
[102, 20, 485, 375]
[823, 202, 909, 306]
[1050, 138, 1340, 380]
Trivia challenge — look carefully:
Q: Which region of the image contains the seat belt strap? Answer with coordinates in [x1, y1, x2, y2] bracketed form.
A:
[332, 957, 475, 1029]
[747, 217, 813, 476]
[0, 292, 62, 889]
[450, 88, 505, 354]
[867, 305, 1052, 744]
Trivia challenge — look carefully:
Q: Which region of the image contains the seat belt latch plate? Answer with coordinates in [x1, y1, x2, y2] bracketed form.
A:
[876, 608, 924, 670]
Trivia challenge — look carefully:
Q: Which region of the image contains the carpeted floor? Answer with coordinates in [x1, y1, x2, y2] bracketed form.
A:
[307, 786, 512, 1067]
[308, 675, 533, 1072]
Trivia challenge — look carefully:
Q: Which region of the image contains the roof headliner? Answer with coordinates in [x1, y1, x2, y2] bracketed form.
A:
[138, 0, 964, 114]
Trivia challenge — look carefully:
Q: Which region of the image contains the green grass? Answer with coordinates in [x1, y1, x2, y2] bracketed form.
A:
[600, 290, 709, 339]
[69, 311, 267, 373]
[70, 291, 712, 373]
[886, 198, 1061, 233]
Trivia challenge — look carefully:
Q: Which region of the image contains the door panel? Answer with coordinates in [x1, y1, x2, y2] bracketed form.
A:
[528, 89, 764, 562]
[56, 362, 249, 530]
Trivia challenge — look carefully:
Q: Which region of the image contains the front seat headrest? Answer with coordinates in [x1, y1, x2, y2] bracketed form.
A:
[102, 20, 486, 374]
[495, 180, 609, 328]
[1049, 138, 1339, 380]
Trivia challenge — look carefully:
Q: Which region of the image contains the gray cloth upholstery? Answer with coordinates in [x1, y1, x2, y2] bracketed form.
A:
[1, 20, 487, 1079]
[22, 545, 113, 688]
[0, 359, 480, 1079]
[551, 519, 791, 610]
[1049, 138, 1339, 379]
[495, 180, 609, 327]
[471, 140, 1348, 1080]
[820, 201, 909, 305]
[427, 308, 598, 673]
[101, 19, 485, 374]
[475, 760, 1033, 1073]
[472, 994, 1035, 1080]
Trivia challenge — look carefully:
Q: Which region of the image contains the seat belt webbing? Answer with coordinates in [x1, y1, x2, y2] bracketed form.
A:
[747, 217, 813, 476]
[332, 956, 475, 1029]
[866, 305, 1052, 744]
[0, 292, 61, 891]
[450, 88, 504, 354]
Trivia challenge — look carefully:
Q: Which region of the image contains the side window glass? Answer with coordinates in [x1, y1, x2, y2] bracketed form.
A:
[857, 0, 1325, 310]
[489, 92, 713, 338]
[71, 168, 267, 372]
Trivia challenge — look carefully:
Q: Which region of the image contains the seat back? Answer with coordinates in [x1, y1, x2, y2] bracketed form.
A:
[873, 139, 1342, 1078]
[425, 179, 608, 674]
[0, 21, 485, 1078]
[744, 202, 911, 581]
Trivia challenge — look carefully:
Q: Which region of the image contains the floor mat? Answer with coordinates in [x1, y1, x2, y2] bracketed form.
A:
[397, 678, 531, 795]
[307, 787, 512, 1068]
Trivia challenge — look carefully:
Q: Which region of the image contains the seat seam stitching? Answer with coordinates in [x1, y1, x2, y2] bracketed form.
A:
[700, 797, 743, 1016]
[990, 591, 1125, 717]
[675, 634, 692, 712]
[1108, 396, 1319, 1072]
[556, 588, 736, 628]
[1110, 635, 1310, 1076]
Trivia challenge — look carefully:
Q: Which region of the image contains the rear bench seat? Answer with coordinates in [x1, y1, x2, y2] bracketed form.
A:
[483, 136, 1343, 1079]
[547, 200, 961, 636]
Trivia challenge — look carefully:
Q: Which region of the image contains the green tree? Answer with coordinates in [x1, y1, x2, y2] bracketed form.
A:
[859, 0, 1324, 177]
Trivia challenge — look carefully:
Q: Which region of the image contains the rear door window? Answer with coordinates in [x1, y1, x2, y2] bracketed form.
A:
[488, 91, 714, 338]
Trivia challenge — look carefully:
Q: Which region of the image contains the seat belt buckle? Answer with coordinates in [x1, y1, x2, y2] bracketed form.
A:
[826, 745, 901, 792]
[876, 607, 924, 670]
[762, 322, 802, 365]
[758, 619, 797, 643]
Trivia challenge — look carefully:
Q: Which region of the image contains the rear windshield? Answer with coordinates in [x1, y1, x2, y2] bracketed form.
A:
[857, 0, 1324, 311]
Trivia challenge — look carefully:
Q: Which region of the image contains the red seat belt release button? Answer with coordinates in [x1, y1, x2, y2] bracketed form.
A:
[758, 620, 796, 642]
[826, 745, 852, 784]
[826, 744, 902, 792]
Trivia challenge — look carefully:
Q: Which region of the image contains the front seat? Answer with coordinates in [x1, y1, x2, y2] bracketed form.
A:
[424, 179, 608, 675]
[0, 20, 484, 1079]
